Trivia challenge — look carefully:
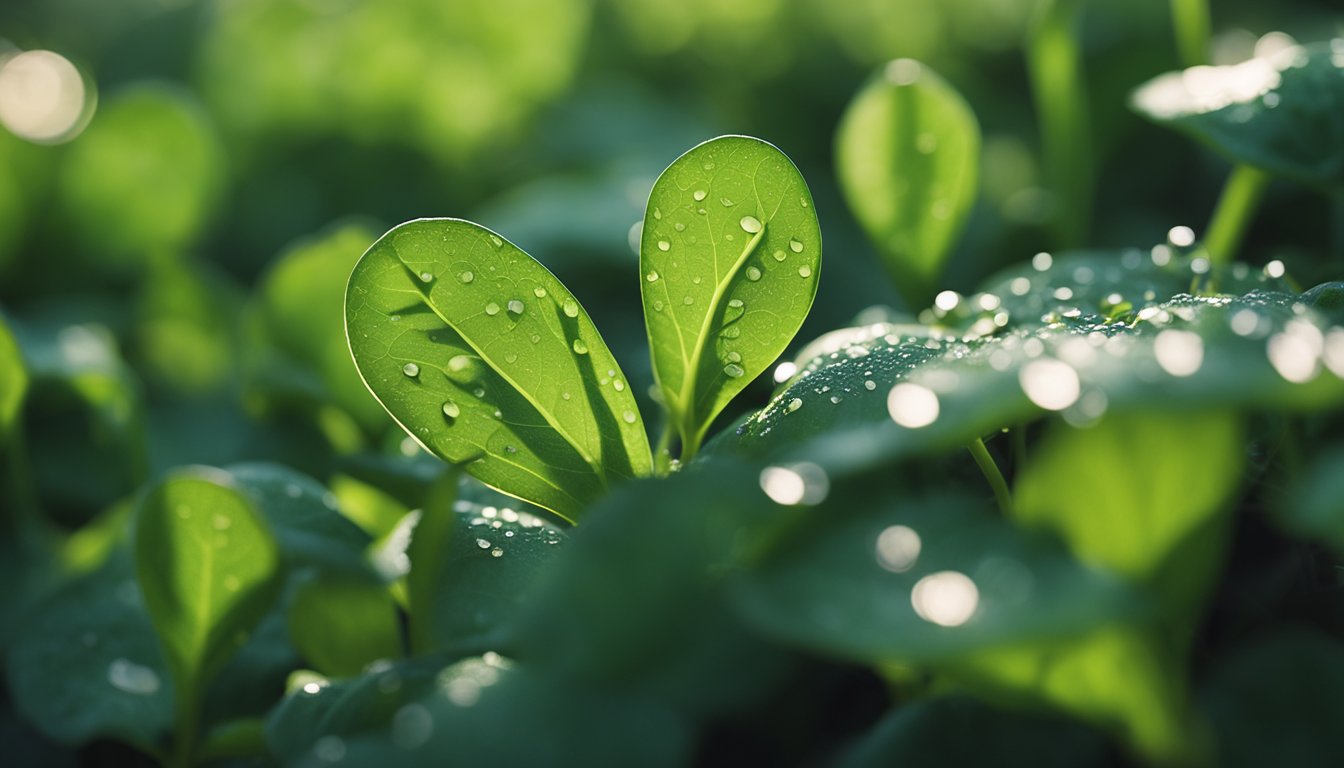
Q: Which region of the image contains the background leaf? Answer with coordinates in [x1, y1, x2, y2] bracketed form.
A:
[640, 135, 820, 459]
[347, 218, 652, 520]
[836, 59, 980, 306]
[0, 313, 26, 440]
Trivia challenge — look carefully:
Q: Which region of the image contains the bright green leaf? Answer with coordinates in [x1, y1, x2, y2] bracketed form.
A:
[135, 467, 282, 700]
[346, 218, 652, 521]
[836, 59, 980, 306]
[0, 313, 25, 440]
[1131, 41, 1344, 189]
[287, 577, 401, 678]
[641, 136, 820, 460]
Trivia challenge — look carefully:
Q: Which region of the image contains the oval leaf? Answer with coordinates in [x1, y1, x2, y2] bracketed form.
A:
[641, 136, 820, 459]
[836, 59, 980, 306]
[135, 467, 282, 697]
[347, 218, 652, 521]
[1131, 41, 1344, 189]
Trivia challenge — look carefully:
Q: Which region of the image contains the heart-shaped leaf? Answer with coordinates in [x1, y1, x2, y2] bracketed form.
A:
[640, 136, 820, 460]
[135, 467, 282, 710]
[1131, 40, 1344, 189]
[346, 218, 652, 522]
[836, 59, 980, 306]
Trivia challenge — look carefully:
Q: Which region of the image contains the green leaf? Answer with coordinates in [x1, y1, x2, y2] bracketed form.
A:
[347, 218, 652, 521]
[134, 467, 283, 700]
[836, 59, 980, 306]
[1274, 444, 1344, 555]
[1131, 41, 1344, 189]
[640, 135, 820, 460]
[0, 312, 24, 440]
[287, 577, 401, 678]
[731, 488, 1138, 664]
[4, 550, 173, 752]
[251, 222, 386, 434]
[135, 258, 241, 395]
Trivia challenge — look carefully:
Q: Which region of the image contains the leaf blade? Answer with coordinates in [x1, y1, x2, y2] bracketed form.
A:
[347, 218, 651, 521]
[641, 136, 821, 457]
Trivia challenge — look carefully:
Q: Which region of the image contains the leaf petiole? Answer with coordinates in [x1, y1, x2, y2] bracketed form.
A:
[967, 437, 1013, 517]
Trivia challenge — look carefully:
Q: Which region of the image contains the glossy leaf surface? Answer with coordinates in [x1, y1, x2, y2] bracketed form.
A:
[1131, 41, 1344, 188]
[836, 59, 980, 305]
[135, 467, 282, 695]
[346, 218, 652, 521]
[640, 136, 820, 458]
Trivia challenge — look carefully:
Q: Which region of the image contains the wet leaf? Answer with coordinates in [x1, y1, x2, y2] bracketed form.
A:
[640, 136, 820, 460]
[1131, 40, 1344, 189]
[836, 59, 980, 306]
[347, 219, 652, 521]
[135, 467, 282, 702]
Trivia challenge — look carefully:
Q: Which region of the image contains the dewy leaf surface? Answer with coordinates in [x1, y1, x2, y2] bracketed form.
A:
[346, 218, 652, 521]
[135, 467, 282, 697]
[1131, 40, 1344, 189]
[641, 136, 820, 458]
[836, 59, 980, 306]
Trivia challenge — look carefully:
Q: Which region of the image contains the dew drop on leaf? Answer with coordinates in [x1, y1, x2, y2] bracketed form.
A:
[693, 189, 707, 201]
[789, 238, 804, 253]
[458, 271, 474, 284]
[740, 215, 762, 233]
[484, 302, 500, 316]
[442, 401, 460, 419]
[646, 271, 660, 282]
[562, 298, 579, 318]
[507, 299, 524, 316]
[724, 363, 745, 378]
[798, 265, 812, 278]
[572, 339, 589, 355]
[402, 362, 420, 377]
[657, 240, 671, 252]
[785, 397, 803, 413]
[746, 266, 762, 282]
[622, 410, 637, 424]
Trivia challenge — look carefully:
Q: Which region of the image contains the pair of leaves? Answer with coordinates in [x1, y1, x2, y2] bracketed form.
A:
[346, 136, 820, 519]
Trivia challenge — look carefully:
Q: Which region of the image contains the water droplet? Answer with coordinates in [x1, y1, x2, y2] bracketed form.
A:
[724, 363, 745, 378]
[476, 538, 491, 549]
[485, 302, 500, 316]
[402, 363, 420, 377]
[562, 392, 571, 400]
[562, 298, 579, 318]
[442, 401, 460, 419]
[726, 351, 742, 363]
[739, 215, 762, 233]
[693, 189, 707, 201]
[798, 265, 812, 278]
[674, 222, 686, 232]
[657, 240, 670, 252]
[489, 235, 503, 247]
[864, 380, 877, 391]
[653, 300, 664, 311]
[533, 286, 547, 298]
[507, 299, 524, 315]
[491, 547, 504, 558]
[108, 658, 161, 696]
[623, 410, 637, 424]
[785, 397, 803, 413]
[800, 197, 809, 208]
[646, 271, 660, 282]
[720, 197, 735, 208]
[683, 295, 694, 305]
[653, 207, 663, 220]
[448, 355, 472, 372]
[530, 334, 540, 344]
[772, 250, 786, 262]
[419, 271, 434, 283]
[613, 380, 625, 391]
[728, 298, 744, 310]
[722, 326, 741, 339]
[572, 339, 589, 355]
[458, 271, 475, 284]
[789, 238, 804, 253]
[745, 266, 762, 282]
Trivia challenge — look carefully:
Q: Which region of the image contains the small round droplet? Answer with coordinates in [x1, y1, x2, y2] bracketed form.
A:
[798, 265, 812, 278]
[726, 350, 742, 363]
[682, 295, 694, 305]
[442, 401, 460, 419]
[745, 266, 762, 282]
[864, 380, 877, 391]
[657, 240, 670, 252]
[739, 215, 762, 234]
[623, 410, 637, 424]
[419, 271, 434, 283]
[485, 302, 500, 316]
[613, 380, 625, 391]
[646, 271, 660, 282]
[458, 271, 475, 284]
[789, 238, 804, 253]
[674, 222, 686, 231]
[563, 299, 579, 318]
[785, 397, 803, 413]
[489, 235, 503, 247]
[724, 363, 745, 378]
[402, 363, 420, 377]
[507, 299, 524, 315]
[573, 339, 589, 355]
[721, 197, 735, 207]
[693, 189, 707, 201]
[653, 300, 664, 311]
[772, 250, 786, 262]
[448, 355, 472, 372]
[533, 286, 547, 298]
[653, 207, 663, 220]
[728, 298, 744, 310]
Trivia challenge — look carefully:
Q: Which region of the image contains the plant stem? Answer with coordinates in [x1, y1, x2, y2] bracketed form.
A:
[1170, 0, 1211, 68]
[170, 679, 200, 768]
[1203, 165, 1269, 264]
[1027, 0, 1092, 250]
[653, 423, 674, 476]
[967, 437, 1013, 517]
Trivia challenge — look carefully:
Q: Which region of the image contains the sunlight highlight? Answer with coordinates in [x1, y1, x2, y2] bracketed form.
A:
[0, 49, 93, 144]
[887, 383, 940, 428]
[911, 571, 979, 627]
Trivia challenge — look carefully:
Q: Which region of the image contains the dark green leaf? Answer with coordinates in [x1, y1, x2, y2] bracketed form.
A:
[135, 467, 282, 698]
[1131, 41, 1344, 189]
[1274, 444, 1344, 555]
[346, 218, 652, 521]
[836, 59, 980, 305]
[640, 136, 820, 459]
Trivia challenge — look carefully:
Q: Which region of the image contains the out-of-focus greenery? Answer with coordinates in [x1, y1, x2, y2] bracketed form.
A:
[3, 0, 1344, 766]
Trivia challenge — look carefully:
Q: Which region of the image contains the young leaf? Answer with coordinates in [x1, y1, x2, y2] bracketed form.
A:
[836, 59, 980, 306]
[641, 136, 820, 460]
[1131, 41, 1344, 189]
[287, 577, 401, 678]
[135, 467, 282, 705]
[347, 218, 652, 522]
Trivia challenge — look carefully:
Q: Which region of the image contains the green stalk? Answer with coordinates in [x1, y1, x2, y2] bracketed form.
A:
[170, 678, 201, 768]
[653, 422, 675, 477]
[967, 437, 1013, 517]
[1170, 0, 1211, 68]
[1203, 165, 1270, 264]
[1027, 0, 1092, 249]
